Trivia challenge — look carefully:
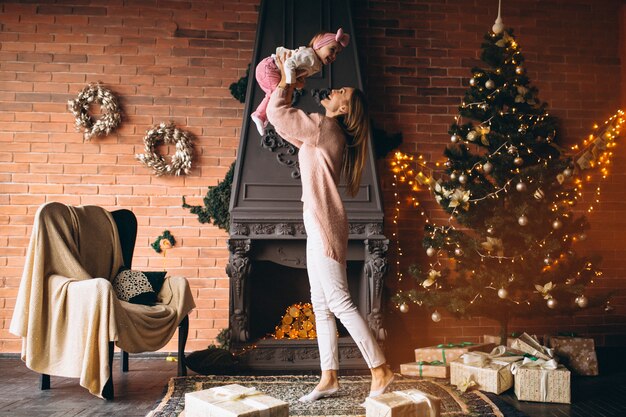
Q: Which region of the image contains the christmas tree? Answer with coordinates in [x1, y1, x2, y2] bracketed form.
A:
[394, 25, 613, 342]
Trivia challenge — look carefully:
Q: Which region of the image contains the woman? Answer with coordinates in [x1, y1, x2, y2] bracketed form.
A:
[266, 54, 395, 402]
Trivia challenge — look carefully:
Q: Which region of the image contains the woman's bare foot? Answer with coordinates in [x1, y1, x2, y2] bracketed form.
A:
[369, 364, 395, 397]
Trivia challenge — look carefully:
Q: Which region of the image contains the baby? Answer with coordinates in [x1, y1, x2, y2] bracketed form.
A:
[251, 28, 350, 136]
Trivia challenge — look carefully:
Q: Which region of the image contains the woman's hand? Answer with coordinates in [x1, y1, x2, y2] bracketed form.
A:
[275, 51, 292, 89]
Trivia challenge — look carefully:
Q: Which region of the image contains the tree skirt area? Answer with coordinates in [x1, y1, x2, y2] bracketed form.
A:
[147, 374, 520, 417]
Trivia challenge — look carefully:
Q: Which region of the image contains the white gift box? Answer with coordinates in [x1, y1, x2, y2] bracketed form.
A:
[365, 389, 441, 417]
[185, 384, 289, 417]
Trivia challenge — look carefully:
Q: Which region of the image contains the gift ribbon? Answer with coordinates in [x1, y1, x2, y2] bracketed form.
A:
[395, 390, 437, 417]
[461, 345, 524, 367]
[417, 360, 445, 377]
[212, 386, 270, 417]
[511, 357, 559, 402]
[436, 342, 474, 364]
[513, 333, 555, 360]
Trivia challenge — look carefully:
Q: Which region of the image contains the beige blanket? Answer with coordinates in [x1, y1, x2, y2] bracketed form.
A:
[10, 202, 195, 398]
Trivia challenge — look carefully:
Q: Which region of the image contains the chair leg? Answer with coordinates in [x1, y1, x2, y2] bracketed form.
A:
[121, 350, 129, 373]
[101, 341, 115, 400]
[178, 315, 189, 377]
[40, 374, 50, 390]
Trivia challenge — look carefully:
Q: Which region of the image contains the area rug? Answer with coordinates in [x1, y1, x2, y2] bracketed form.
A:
[147, 374, 511, 417]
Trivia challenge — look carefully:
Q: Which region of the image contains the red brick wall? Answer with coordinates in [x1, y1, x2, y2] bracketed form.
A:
[1, 0, 624, 362]
[352, 0, 626, 359]
[0, 0, 258, 353]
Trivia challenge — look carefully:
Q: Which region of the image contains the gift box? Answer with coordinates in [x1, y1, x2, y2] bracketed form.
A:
[512, 358, 571, 403]
[185, 384, 289, 417]
[400, 361, 449, 378]
[414, 342, 495, 365]
[450, 346, 524, 394]
[510, 333, 553, 361]
[365, 389, 441, 417]
[545, 335, 599, 376]
[482, 333, 522, 348]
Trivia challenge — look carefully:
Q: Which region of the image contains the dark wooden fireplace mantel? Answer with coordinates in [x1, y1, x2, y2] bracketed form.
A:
[226, 0, 389, 371]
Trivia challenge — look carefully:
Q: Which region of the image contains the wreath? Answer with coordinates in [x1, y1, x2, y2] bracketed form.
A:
[136, 122, 194, 176]
[67, 82, 122, 141]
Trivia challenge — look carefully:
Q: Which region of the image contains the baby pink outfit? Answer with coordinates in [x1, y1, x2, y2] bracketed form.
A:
[251, 47, 322, 136]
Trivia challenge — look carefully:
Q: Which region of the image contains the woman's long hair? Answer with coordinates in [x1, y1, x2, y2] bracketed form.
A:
[339, 89, 369, 198]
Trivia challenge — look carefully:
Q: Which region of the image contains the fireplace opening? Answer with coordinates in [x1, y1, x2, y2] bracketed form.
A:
[248, 260, 365, 342]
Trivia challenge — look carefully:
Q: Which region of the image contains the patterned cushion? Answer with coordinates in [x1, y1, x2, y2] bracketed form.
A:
[112, 268, 167, 306]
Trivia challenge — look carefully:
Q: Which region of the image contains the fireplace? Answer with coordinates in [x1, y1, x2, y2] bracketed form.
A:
[226, 0, 389, 371]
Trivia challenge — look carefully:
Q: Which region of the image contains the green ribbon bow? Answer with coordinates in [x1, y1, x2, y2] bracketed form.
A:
[417, 360, 445, 377]
[523, 353, 539, 361]
[435, 342, 474, 364]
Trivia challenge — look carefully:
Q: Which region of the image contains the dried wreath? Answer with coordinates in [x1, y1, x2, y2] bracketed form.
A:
[67, 82, 122, 141]
[135, 122, 194, 176]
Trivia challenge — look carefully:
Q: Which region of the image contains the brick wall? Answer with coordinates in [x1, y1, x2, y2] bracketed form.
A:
[0, 0, 258, 353]
[1, 0, 624, 364]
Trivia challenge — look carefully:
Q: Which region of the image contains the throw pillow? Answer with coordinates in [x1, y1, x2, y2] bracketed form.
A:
[112, 267, 167, 306]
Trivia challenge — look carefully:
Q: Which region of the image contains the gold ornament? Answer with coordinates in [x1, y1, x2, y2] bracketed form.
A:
[547, 298, 558, 309]
[497, 288, 508, 299]
[552, 219, 563, 230]
[575, 295, 588, 308]
[399, 303, 409, 313]
[518, 215, 528, 226]
[431, 310, 442, 322]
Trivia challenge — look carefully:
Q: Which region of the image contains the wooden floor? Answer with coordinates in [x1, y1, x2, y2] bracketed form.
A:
[1, 354, 625, 417]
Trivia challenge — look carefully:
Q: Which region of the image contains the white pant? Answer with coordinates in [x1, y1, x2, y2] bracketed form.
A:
[303, 210, 386, 370]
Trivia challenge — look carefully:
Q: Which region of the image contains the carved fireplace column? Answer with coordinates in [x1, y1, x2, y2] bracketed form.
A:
[226, 238, 251, 343]
[364, 238, 389, 342]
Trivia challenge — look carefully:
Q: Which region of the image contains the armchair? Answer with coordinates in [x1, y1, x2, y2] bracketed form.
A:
[10, 202, 196, 399]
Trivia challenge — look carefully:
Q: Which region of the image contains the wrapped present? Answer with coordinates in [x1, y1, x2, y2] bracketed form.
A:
[511, 333, 553, 361]
[512, 357, 571, 403]
[365, 389, 441, 417]
[414, 342, 495, 365]
[482, 333, 522, 348]
[185, 384, 289, 417]
[450, 346, 524, 394]
[545, 335, 599, 376]
[400, 361, 449, 378]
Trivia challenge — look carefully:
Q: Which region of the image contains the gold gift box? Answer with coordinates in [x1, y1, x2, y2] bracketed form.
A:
[400, 361, 449, 378]
[414, 342, 495, 364]
[513, 364, 571, 403]
[365, 389, 441, 417]
[450, 359, 515, 394]
[546, 335, 599, 376]
[185, 384, 289, 417]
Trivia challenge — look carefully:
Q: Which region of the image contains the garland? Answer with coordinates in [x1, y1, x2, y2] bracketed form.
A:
[67, 82, 122, 141]
[136, 122, 194, 176]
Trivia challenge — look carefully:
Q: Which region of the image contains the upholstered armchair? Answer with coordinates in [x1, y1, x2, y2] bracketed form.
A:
[10, 202, 196, 399]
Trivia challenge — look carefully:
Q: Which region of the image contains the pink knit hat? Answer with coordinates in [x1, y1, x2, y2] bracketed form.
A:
[313, 28, 350, 50]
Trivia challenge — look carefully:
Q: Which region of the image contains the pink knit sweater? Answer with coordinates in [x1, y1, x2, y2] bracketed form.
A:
[266, 88, 348, 265]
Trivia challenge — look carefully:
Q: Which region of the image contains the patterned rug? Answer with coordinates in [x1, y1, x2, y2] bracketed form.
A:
[146, 374, 509, 417]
